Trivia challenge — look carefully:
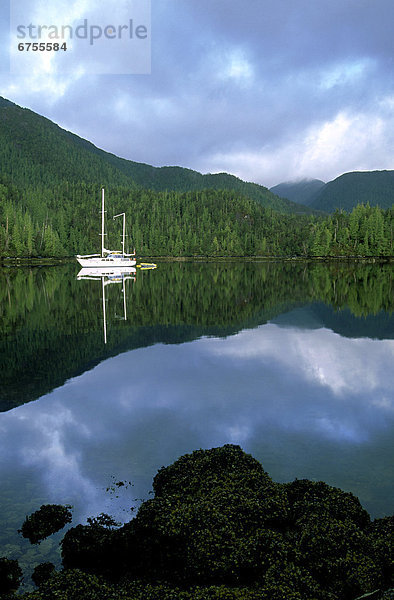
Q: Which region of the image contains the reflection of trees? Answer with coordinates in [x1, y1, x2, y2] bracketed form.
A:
[307, 263, 393, 317]
[1, 261, 393, 411]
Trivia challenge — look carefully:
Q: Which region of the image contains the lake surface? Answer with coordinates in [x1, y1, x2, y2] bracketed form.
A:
[1, 260, 394, 579]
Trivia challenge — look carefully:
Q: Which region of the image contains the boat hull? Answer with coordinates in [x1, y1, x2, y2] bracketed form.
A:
[76, 257, 136, 268]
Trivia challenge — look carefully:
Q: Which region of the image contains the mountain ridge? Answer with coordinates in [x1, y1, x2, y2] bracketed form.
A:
[0, 96, 311, 215]
[309, 170, 394, 212]
[272, 170, 394, 212]
[2, 96, 394, 215]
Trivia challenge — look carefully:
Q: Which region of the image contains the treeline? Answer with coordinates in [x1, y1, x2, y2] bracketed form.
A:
[0, 179, 393, 258]
[0, 181, 309, 258]
[310, 204, 394, 256]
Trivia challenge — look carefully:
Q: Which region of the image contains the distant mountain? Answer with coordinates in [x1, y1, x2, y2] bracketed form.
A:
[272, 304, 394, 340]
[271, 171, 394, 213]
[270, 179, 326, 206]
[0, 96, 310, 215]
[310, 170, 394, 212]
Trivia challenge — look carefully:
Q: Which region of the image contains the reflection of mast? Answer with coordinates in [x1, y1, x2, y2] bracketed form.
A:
[77, 267, 136, 344]
[102, 277, 107, 344]
[123, 277, 127, 321]
[113, 212, 126, 257]
[114, 274, 129, 323]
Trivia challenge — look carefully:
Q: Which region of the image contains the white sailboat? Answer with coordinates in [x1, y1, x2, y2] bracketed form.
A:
[76, 188, 136, 268]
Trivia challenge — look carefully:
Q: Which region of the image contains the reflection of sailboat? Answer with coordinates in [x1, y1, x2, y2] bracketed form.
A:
[137, 263, 157, 270]
[77, 267, 136, 344]
[76, 188, 136, 268]
[77, 267, 136, 280]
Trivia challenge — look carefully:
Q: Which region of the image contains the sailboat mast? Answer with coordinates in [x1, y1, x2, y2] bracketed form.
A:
[101, 188, 105, 258]
[122, 212, 126, 256]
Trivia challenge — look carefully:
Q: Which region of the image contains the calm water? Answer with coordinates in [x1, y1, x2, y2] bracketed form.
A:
[1, 260, 394, 578]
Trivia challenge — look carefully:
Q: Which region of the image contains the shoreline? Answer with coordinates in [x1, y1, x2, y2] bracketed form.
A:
[1, 254, 393, 267]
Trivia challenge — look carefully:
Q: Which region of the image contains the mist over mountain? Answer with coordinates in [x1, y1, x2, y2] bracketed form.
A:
[272, 171, 394, 213]
[270, 178, 326, 206]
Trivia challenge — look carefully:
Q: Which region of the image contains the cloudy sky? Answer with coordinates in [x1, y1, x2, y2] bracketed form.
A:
[1, 0, 394, 187]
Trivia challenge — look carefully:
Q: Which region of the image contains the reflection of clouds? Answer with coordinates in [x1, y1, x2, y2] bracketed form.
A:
[373, 396, 394, 411]
[1, 408, 98, 517]
[19, 407, 97, 506]
[1, 324, 394, 522]
[315, 417, 363, 443]
[205, 324, 394, 400]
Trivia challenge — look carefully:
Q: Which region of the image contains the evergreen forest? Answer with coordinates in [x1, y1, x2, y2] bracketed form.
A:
[1, 180, 394, 259]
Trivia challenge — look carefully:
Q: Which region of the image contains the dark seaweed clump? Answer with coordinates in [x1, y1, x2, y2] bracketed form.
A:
[1, 445, 393, 600]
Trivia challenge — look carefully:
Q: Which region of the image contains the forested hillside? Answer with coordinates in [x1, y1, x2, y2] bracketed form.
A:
[1, 95, 300, 211]
[0, 98, 138, 189]
[310, 170, 394, 212]
[1, 95, 305, 211]
[0, 96, 310, 225]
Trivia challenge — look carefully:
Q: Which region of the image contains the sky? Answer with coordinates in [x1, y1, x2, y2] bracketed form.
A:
[1, 0, 394, 187]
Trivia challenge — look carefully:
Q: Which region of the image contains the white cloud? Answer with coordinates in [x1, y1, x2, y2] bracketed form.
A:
[217, 48, 254, 85]
[194, 107, 394, 187]
[9, 0, 150, 77]
[319, 58, 373, 90]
